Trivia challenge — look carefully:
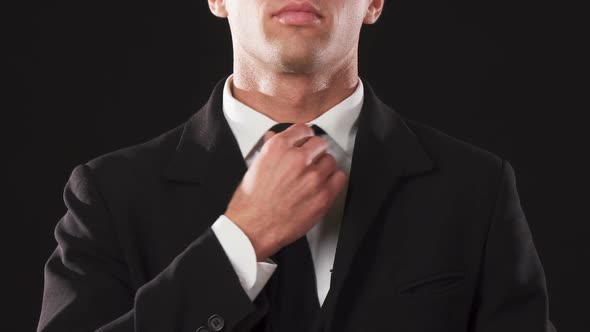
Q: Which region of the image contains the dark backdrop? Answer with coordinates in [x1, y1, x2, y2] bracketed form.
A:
[17, 0, 587, 331]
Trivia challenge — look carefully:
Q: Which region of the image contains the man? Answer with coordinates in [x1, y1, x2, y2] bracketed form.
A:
[37, 0, 557, 331]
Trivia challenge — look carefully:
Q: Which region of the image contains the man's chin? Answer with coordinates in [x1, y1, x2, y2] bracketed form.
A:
[276, 57, 320, 74]
[272, 48, 324, 72]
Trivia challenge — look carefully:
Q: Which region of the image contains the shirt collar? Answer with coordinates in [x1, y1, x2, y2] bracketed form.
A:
[222, 73, 364, 159]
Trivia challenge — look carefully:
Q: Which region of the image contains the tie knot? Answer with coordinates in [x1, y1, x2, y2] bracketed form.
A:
[268, 123, 325, 136]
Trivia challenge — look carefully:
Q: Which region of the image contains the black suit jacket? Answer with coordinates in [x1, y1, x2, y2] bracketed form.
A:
[37, 75, 556, 332]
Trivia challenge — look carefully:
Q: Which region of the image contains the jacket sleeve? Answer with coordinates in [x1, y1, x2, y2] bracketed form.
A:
[471, 160, 557, 332]
[37, 164, 270, 332]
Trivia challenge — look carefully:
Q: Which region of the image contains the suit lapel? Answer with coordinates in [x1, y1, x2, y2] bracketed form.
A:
[163, 75, 248, 212]
[317, 77, 435, 331]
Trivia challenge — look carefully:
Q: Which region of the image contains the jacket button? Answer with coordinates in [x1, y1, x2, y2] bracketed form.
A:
[208, 314, 225, 331]
[196, 326, 210, 332]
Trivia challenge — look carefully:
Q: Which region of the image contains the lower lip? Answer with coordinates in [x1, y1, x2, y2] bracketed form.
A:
[274, 11, 322, 26]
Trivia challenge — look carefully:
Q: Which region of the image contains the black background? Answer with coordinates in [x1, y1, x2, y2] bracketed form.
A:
[17, 0, 587, 331]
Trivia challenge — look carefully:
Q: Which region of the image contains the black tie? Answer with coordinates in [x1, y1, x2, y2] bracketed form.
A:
[265, 122, 323, 332]
[268, 122, 326, 136]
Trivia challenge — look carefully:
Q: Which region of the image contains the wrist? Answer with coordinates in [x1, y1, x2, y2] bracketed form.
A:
[224, 210, 276, 262]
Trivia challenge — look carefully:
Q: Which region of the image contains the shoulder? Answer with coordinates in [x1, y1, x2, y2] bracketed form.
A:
[76, 121, 186, 189]
[398, 117, 518, 229]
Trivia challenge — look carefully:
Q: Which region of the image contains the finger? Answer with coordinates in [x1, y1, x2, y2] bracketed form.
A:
[309, 152, 338, 180]
[298, 136, 330, 165]
[276, 123, 315, 147]
[262, 131, 276, 144]
[326, 169, 348, 197]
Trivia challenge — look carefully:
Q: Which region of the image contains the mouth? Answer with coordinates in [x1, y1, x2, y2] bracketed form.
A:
[272, 2, 323, 26]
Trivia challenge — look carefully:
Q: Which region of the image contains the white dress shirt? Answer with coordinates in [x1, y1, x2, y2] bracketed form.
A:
[211, 73, 364, 307]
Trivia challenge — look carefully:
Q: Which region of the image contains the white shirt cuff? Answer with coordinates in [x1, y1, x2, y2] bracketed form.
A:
[211, 214, 277, 301]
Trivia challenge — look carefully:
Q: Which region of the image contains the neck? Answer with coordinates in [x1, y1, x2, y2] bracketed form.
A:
[230, 53, 360, 124]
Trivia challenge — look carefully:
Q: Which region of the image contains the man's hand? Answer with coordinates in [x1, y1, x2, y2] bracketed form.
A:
[224, 123, 348, 261]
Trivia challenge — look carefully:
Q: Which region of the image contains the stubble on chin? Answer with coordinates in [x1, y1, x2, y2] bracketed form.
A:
[271, 40, 324, 74]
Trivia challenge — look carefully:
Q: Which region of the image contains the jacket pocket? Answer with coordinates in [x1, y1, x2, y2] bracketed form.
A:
[395, 271, 465, 295]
